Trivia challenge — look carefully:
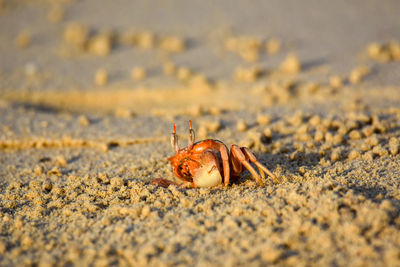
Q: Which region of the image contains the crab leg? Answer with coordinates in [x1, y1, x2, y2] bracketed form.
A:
[241, 147, 280, 184]
[215, 142, 230, 186]
[230, 145, 264, 186]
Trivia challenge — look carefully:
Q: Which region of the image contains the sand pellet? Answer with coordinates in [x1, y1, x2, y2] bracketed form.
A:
[266, 38, 281, 55]
[389, 137, 399, 155]
[236, 120, 248, 132]
[56, 155, 67, 167]
[63, 22, 88, 48]
[234, 66, 262, 82]
[279, 53, 301, 74]
[348, 150, 360, 160]
[329, 75, 343, 89]
[257, 114, 271, 126]
[78, 115, 90, 126]
[15, 31, 31, 49]
[114, 108, 133, 118]
[88, 32, 113, 56]
[163, 62, 176, 75]
[137, 31, 155, 49]
[48, 5, 64, 23]
[94, 69, 108, 86]
[176, 67, 192, 81]
[159, 36, 185, 53]
[131, 67, 147, 81]
[349, 66, 370, 84]
[349, 130, 362, 140]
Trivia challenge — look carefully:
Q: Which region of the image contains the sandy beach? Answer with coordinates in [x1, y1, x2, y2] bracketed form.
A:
[1, 0, 400, 266]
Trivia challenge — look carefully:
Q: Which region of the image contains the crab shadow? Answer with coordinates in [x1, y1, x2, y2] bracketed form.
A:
[12, 101, 59, 114]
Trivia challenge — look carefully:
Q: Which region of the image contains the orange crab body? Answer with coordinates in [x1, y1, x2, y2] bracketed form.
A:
[152, 121, 280, 188]
[167, 139, 227, 187]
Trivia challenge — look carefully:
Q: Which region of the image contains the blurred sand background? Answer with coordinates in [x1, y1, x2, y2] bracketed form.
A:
[1, 0, 400, 266]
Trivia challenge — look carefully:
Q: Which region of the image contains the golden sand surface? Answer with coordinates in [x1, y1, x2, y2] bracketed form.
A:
[1, 0, 400, 266]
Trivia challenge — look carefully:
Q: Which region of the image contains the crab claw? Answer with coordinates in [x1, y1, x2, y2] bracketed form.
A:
[192, 150, 222, 188]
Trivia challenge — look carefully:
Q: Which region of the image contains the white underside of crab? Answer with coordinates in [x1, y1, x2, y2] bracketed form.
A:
[193, 163, 222, 187]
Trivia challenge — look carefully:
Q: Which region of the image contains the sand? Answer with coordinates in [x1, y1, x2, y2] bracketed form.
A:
[1, 0, 400, 266]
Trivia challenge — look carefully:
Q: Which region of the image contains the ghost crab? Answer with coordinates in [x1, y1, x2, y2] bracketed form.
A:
[152, 121, 280, 188]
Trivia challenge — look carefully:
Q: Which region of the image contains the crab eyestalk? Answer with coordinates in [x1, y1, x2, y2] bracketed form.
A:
[188, 120, 195, 150]
[171, 123, 180, 153]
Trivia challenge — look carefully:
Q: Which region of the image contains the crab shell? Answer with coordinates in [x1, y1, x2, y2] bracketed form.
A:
[168, 140, 225, 187]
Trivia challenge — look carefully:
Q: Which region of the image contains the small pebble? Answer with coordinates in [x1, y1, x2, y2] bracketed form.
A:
[115, 108, 133, 118]
[163, 62, 176, 75]
[15, 31, 31, 49]
[42, 180, 53, 192]
[186, 105, 203, 117]
[305, 83, 320, 94]
[280, 53, 301, 74]
[33, 165, 44, 175]
[362, 126, 375, 137]
[23, 64, 37, 79]
[264, 128, 273, 139]
[118, 30, 138, 46]
[209, 107, 222, 115]
[389, 41, 400, 60]
[329, 75, 343, 89]
[140, 206, 151, 219]
[362, 151, 374, 161]
[333, 134, 344, 145]
[159, 36, 185, 53]
[367, 43, 387, 61]
[21, 236, 34, 249]
[56, 155, 67, 167]
[372, 145, 388, 156]
[236, 120, 248, 132]
[360, 143, 371, 152]
[366, 41, 400, 62]
[63, 22, 88, 48]
[348, 150, 360, 160]
[131, 67, 146, 81]
[78, 115, 90, 126]
[234, 66, 262, 82]
[349, 130, 362, 140]
[207, 121, 221, 133]
[48, 5, 64, 23]
[176, 67, 192, 81]
[88, 32, 113, 56]
[137, 31, 155, 49]
[266, 38, 281, 54]
[197, 125, 208, 139]
[257, 114, 271, 126]
[48, 166, 61, 176]
[308, 115, 321, 127]
[388, 137, 399, 155]
[365, 135, 379, 146]
[349, 66, 370, 84]
[261, 244, 282, 263]
[239, 138, 255, 149]
[314, 130, 324, 142]
[330, 150, 341, 162]
[94, 69, 108, 86]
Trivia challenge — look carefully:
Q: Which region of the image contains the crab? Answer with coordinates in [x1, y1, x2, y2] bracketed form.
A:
[152, 120, 280, 188]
